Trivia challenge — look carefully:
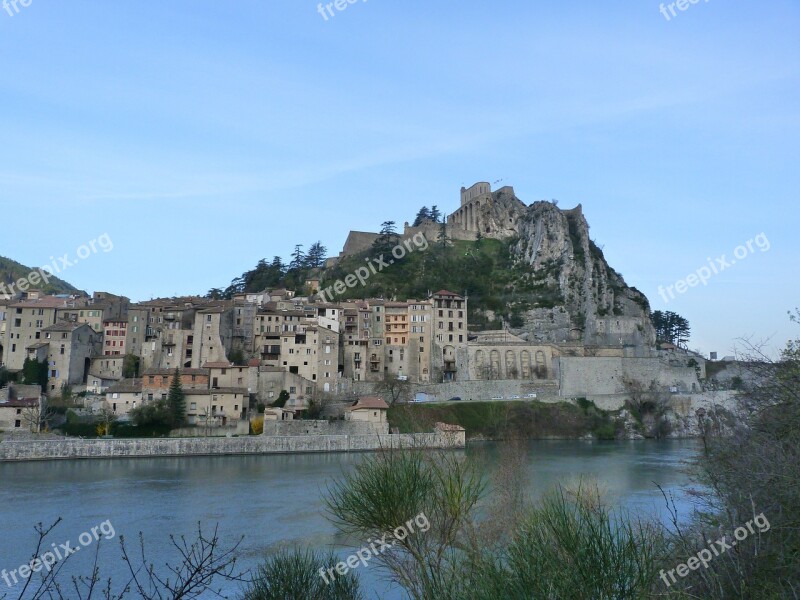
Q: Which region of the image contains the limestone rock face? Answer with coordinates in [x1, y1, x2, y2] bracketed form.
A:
[509, 202, 656, 350]
[476, 187, 529, 239]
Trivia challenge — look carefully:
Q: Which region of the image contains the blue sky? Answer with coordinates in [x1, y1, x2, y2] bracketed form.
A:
[0, 0, 797, 357]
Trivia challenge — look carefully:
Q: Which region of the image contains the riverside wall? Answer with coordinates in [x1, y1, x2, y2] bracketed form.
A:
[0, 431, 464, 463]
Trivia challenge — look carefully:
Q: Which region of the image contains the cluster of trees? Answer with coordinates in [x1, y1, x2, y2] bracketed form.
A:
[207, 241, 328, 299]
[412, 205, 443, 226]
[651, 310, 691, 347]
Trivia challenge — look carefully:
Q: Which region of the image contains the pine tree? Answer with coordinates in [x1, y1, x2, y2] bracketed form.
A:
[651, 310, 691, 347]
[412, 207, 431, 227]
[430, 206, 442, 223]
[289, 245, 306, 271]
[437, 220, 449, 248]
[168, 367, 186, 427]
[305, 242, 328, 268]
[373, 221, 399, 254]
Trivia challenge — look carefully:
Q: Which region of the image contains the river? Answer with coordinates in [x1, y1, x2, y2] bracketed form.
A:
[0, 439, 701, 599]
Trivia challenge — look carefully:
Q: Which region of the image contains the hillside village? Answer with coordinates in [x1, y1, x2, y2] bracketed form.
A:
[0, 183, 739, 437]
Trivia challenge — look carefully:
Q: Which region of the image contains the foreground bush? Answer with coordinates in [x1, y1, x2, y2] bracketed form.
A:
[243, 549, 362, 600]
[463, 487, 664, 599]
[660, 313, 800, 599]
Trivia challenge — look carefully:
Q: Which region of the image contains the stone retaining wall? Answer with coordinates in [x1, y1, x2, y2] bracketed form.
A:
[0, 431, 464, 463]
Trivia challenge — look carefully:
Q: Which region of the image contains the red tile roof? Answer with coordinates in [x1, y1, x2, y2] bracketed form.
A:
[346, 396, 389, 411]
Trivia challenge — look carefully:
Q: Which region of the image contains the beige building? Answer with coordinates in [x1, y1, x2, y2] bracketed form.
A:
[88, 355, 125, 393]
[467, 331, 556, 380]
[344, 396, 389, 423]
[431, 290, 469, 382]
[279, 324, 340, 393]
[185, 387, 249, 427]
[3, 295, 69, 372]
[57, 292, 129, 336]
[105, 378, 143, 417]
[191, 306, 235, 368]
[103, 318, 128, 356]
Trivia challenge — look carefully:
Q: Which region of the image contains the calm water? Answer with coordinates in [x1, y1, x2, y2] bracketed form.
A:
[0, 440, 700, 599]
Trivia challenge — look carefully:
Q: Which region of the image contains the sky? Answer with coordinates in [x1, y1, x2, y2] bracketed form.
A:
[0, 0, 798, 358]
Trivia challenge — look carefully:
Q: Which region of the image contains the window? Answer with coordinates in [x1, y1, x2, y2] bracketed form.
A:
[190, 402, 197, 410]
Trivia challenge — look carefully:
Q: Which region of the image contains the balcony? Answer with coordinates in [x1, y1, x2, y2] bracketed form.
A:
[443, 362, 457, 373]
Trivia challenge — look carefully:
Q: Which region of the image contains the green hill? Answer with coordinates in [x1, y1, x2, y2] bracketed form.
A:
[321, 237, 558, 330]
[0, 256, 81, 297]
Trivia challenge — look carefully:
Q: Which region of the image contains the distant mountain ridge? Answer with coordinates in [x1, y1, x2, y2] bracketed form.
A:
[0, 256, 81, 298]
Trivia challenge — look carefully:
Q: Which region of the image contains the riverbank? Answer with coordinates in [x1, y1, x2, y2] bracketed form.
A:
[0, 430, 464, 462]
[388, 397, 736, 440]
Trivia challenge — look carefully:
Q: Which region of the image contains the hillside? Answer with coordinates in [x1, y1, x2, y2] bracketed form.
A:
[210, 197, 656, 349]
[0, 256, 81, 297]
[321, 202, 655, 348]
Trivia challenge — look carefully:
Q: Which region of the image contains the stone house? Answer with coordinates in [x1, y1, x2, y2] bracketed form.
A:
[105, 378, 143, 417]
[43, 322, 102, 393]
[0, 384, 44, 432]
[344, 396, 389, 423]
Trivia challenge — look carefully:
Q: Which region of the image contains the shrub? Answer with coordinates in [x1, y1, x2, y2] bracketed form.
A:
[250, 416, 264, 435]
[244, 548, 362, 600]
[576, 397, 594, 414]
[470, 486, 664, 599]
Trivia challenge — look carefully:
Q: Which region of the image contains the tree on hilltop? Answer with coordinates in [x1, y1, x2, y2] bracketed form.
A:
[413, 207, 431, 227]
[289, 245, 306, 271]
[305, 242, 328, 269]
[651, 310, 691, 348]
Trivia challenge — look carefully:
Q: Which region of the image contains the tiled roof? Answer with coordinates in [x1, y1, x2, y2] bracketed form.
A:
[143, 368, 209, 376]
[10, 296, 72, 309]
[345, 396, 389, 411]
[106, 379, 143, 394]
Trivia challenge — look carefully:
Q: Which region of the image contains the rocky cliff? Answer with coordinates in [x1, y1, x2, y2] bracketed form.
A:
[498, 200, 655, 351]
